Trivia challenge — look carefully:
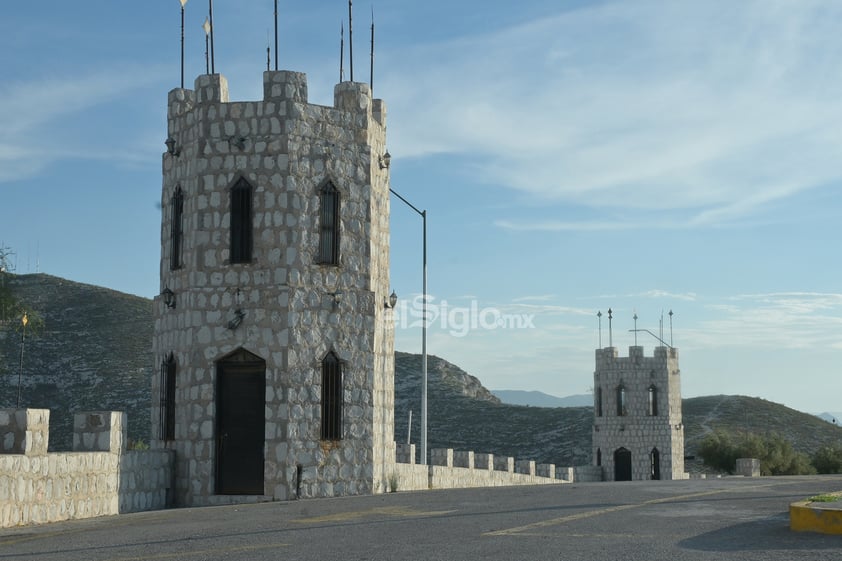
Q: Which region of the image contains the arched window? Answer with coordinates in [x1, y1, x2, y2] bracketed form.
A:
[651, 447, 661, 480]
[321, 352, 343, 441]
[595, 387, 603, 417]
[596, 448, 602, 466]
[616, 384, 627, 416]
[230, 178, 253, 263]
[648, 385, 658, 416]
[170, 187, 184, 270]
[318, 182, 340, 265]
[159, 353, 176, 441]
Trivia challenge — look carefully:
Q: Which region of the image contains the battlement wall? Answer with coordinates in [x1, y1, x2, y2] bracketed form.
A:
[595, 345, 678, 370]
[0, 409, 173, 528]
[387, 443, 602, 492]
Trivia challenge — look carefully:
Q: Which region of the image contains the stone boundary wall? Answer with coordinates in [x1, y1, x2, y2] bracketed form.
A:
[0, 409, 173, 528]
[389, 444, 603, 491]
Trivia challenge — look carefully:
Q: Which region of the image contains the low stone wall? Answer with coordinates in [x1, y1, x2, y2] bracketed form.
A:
[0, 409, 173, 528]
[388, 444, 601, 492]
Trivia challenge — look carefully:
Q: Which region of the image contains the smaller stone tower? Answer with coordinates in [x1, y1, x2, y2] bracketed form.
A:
[592, 345, 685, 481]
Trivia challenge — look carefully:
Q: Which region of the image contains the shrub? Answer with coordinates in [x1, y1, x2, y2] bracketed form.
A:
[698, 430, 814, 475]
[812, 445, 842, 474]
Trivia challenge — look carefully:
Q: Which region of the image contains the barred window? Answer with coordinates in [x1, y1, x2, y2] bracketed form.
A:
[230, 178, 253, 263]
[616, 384, 627, 416]
[320, 352, 343, 441]
[648, 385, 658, 416]
[160, 353, 177, 441]
[170, 187, 184, 270]
[318, 182, 340, 265]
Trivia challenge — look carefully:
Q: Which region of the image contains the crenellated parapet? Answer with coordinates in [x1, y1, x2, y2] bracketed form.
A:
[0, 409, 172, 528]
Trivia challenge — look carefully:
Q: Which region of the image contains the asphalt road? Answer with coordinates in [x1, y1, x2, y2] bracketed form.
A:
[2, 476, 841, 561]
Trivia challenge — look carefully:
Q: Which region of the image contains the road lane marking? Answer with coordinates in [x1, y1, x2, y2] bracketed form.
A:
[294, 506, 456, 524]
[100, 542, 290, 561]
[485, 483, 780, 537]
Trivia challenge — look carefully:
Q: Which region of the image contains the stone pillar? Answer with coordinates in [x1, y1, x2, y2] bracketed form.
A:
[73, 412, 126, 454]
[494, 456, 515, 473]
[430, 448, 453, 467]
[0, 409, 49, 456]
[396, 442, 416, 464]
[736, 458, 760, 477]
[453, 451, 475, 469]
[536, 464, 556, 479]
[515, 460, 536, 476]
[474, 453, 494, 471]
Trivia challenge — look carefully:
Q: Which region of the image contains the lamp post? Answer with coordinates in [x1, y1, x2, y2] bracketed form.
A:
[390, 187, 428, 465]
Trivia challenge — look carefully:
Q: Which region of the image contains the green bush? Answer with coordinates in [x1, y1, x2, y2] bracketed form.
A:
[812, 445, 842, 474]
[698, 430, 815, 475]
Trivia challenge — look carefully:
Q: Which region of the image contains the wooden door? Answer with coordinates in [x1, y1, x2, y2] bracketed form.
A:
[216, 350, 265, 495]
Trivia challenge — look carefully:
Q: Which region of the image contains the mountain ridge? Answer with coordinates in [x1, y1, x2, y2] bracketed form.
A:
[3, 273, 841, 468]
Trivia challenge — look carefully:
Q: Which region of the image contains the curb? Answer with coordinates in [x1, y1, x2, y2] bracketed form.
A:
[790, 493, 842, 535]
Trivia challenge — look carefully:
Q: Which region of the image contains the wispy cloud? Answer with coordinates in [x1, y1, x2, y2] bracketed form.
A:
[383, 0, 842, 227]
[0, 66, 168, 183]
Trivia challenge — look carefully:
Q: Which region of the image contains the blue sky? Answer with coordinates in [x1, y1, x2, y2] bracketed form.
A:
[3, 1, 842, 414]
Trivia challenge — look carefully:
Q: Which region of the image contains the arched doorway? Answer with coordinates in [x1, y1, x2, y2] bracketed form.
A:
[651, 447, 661, 480]
[215, 348, 266, 495]
[614, 447, 632, 481]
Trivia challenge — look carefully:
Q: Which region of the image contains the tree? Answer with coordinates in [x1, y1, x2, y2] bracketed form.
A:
[813, 445, 842, 474]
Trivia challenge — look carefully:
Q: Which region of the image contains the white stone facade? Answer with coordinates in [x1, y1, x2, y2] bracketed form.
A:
[152, 70, 395, 506]
[592, 346, 685, 481]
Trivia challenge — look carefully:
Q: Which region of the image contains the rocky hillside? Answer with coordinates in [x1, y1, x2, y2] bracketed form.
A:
[3, 273, 841, 467]
[0, 274, 152, 449]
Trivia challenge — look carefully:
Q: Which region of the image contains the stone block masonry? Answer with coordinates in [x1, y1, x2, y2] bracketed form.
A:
[155, 70, 394, 506]
[0, 409, 173, 528]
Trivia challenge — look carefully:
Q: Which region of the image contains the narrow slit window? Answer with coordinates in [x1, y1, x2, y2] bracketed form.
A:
[230, 179, 253, 263]
[318, 182, 340, 265]
[648, 385, 658, 416]
[170, 187, 184, 270]
[160, 353, 177, 441]
[321, 352, 343, 441]
[617, 384, 627, 416]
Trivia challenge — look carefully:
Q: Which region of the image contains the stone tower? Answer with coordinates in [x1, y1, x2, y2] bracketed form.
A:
[592, 345, 685, 481]
[152, 70, 395, 506]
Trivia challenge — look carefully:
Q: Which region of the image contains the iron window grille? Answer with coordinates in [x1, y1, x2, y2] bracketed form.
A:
[160, 353, 177, 441]
[230, 178, 253, 263]
[616, 385, 627, 416]
[318, 182, 340, 265]
[170, 187, 184, 270]
[648, 385, 658, 416]
[320, 352, 343, 441]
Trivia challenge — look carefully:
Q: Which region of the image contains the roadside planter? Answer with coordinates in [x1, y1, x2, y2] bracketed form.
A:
[790, 492, 842, 534]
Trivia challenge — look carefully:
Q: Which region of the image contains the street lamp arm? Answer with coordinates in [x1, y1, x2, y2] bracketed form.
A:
[390, 188, 425, 218]
[628, 329, 673, 349]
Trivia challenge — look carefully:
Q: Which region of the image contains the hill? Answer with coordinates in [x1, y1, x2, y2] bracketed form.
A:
[492, 390, 592, 408]
[0, 273, 152, 449]
[3, 273, 842, 468]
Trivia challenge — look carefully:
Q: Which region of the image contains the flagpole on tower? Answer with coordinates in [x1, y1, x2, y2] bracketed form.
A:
[274, 0, 279, 71]
[203, 17, 211, 74]
[179, 0, 189, 89]
[340, 21, 345, 82]
[370, 6, 374, 94]
[209, 0, 216, 74]
[348, 0, 354, 82]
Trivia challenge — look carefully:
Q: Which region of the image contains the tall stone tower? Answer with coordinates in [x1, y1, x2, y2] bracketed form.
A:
[592, 345, 685, 481]
[152, 70, 395, 506]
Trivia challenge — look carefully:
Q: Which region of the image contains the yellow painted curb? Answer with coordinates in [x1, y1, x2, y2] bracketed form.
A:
[790, 492, 842, 535]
